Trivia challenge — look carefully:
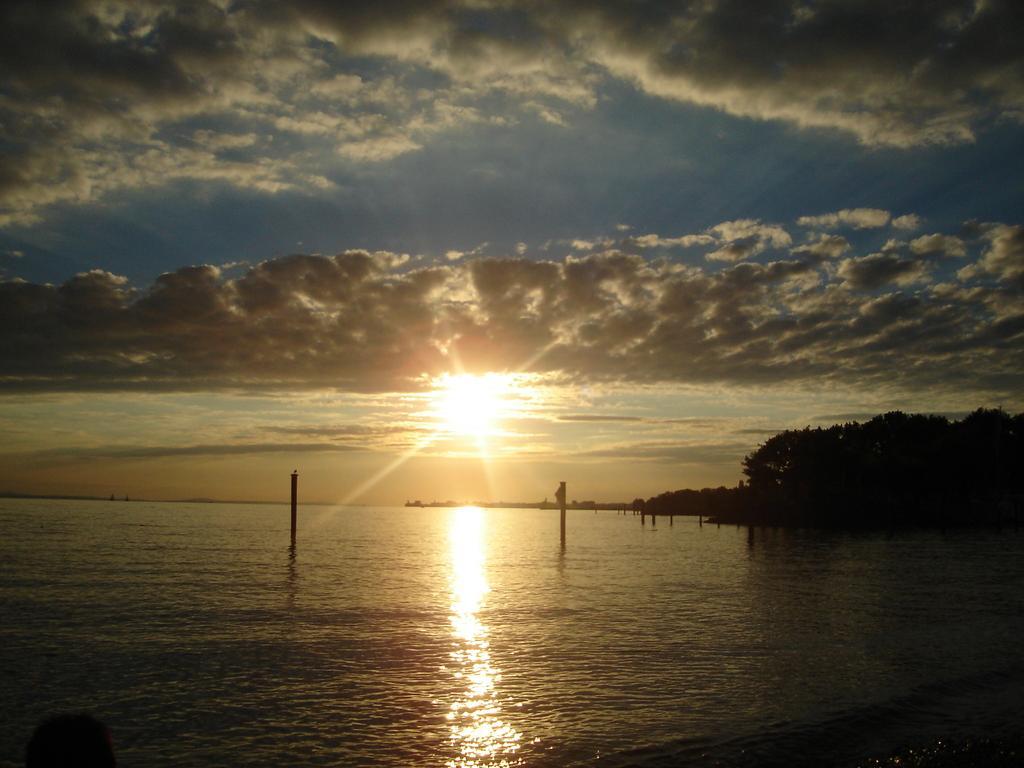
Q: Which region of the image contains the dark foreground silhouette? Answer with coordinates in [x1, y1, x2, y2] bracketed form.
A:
[26, 714, 115, 768]
[641, 408, 1023, 529]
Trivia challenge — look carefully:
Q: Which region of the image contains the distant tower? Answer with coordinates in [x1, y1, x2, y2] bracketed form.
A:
[291, 470, 298, 543]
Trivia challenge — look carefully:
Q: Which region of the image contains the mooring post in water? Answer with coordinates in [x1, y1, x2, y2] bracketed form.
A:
[290, 470, 298, 542]
[556, 481, 567, 548]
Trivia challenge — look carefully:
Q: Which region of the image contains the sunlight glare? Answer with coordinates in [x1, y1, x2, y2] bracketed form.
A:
[446, 506, 523, 767]
[435, 373, 509, 437]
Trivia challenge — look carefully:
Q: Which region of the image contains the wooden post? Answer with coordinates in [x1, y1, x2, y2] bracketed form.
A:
[290, 470, 298, 542]
[556, 481, 567, 549]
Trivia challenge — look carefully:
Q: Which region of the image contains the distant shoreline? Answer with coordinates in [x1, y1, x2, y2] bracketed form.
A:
[0, 491, 284, 506]
[1, 492, 624, 509]
[403, 499, 630, 510]
[2, 490, 117, 502]
[1, 492, 634, 511]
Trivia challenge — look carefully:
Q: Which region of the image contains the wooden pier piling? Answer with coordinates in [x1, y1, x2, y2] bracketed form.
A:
[556, 481, 567, 549]
[290, 470, 298, 542]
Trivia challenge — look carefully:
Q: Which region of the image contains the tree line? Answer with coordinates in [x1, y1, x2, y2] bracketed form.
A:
[637, 408, 1024, 528]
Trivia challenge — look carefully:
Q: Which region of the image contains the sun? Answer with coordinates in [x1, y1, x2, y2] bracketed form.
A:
[434, 373, 508, 437]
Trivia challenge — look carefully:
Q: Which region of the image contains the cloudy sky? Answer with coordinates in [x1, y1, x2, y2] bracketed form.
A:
[2, 0, 1022, 504]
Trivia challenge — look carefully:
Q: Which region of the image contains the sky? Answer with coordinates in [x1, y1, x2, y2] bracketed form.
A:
[1, 0, 1023, 504]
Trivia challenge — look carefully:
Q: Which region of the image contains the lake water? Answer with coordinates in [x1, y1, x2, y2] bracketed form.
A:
[2, 499, 1023, 767]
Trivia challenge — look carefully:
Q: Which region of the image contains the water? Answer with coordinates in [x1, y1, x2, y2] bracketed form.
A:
[2, 499, 1023, 767]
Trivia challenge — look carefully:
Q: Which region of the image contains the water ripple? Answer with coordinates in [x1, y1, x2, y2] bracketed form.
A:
[1, 501, 1023, 766]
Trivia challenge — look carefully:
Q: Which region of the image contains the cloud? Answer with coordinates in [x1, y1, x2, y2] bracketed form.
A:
[1, 222, 1021, 401]
[710, 220, 792, 247]
[891, 214, 923, 231]
[577, 441, 751, 464]
[797, 209, 892, 230]
[809, 411, 970, 424]
[2, 1, 1021, 226]
[258, 423, 428, 449]
[336, 135, 423, 162]
[33, 442, 364, 461]
[623, 220, 793, 263]
[909, 233, 966, 258]
[957, 224, 1024, 286]
[262, 424, 420, 439]
[808, 413, 888, 423]
[192, 130, 259, 151]
[0, 2, 516, 223]
[705, 219, 791, 262]
[837, 253, 929, 290]
[629, 233, 716, 249]
[791, 234, 851, 261]
[571, 1, 1024, 147]
[558, 414, 644, 423]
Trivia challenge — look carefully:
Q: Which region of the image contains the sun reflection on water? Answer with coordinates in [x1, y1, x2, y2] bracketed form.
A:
[446, 506, 522, 768]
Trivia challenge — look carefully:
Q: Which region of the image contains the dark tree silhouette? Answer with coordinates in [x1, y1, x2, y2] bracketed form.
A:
[644, 409, 1023, 529]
